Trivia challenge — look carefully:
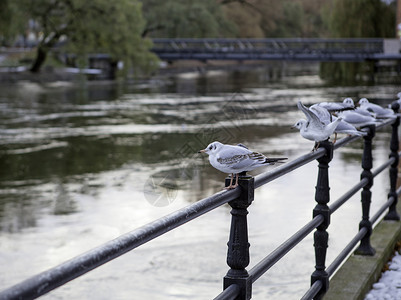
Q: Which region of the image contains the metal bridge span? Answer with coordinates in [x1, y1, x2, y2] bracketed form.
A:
[151, 38, 401, 62]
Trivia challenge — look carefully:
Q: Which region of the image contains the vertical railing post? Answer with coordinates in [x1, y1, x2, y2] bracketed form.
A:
[223, 173, 254, 300]
[355, 124, 376, 255]
[385, 101, 400, 221]
[311, 141, 333, 300]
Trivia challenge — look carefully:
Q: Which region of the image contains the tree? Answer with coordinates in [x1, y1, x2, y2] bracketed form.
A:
[221, 0, 284, 38]
[220, 0, 327, 38]
[141, 0, 236, 38]
[0, 0, 26, 45]
[326, 0, 395, 38]
[320, 0, 396, 83]
[5, 0, 157, 74]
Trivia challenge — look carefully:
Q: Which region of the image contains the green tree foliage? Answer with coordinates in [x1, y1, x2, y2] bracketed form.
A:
[0, 0, 26, 44]
[221, 0, 283, 38]
[326, 0, 395, 38]
[320, 0, 396, 83]
[296, 0, 328, 37]
[141, 0, 236, 38]
[4, 0, 158, 74]
[220, 0, 328, 38]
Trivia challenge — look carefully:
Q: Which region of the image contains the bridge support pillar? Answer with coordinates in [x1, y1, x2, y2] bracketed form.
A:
[311, 141, 333, 300]
[356, 125, 376, 256]
[223, 173, 254, 300]
[385, 102, 400, 221]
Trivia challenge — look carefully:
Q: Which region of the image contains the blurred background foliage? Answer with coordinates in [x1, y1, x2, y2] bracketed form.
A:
[0, 0, 397, 81]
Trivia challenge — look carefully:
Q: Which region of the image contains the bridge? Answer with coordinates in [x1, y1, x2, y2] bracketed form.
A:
[151, 38, 401, 62]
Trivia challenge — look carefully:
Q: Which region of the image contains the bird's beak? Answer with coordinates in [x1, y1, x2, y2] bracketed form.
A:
[198, 149, 206, 153]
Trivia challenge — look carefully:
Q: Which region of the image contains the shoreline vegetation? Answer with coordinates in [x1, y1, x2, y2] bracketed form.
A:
[0, 60, 321, 84]
[0, 1, 398, 83]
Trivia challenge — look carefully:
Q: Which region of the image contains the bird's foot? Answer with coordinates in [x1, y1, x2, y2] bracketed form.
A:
[312, 142, 320, 152]
[225, 184, 238, 190]
[224, 174, 239, 190]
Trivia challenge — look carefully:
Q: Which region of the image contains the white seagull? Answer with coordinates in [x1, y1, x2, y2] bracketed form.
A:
[313, 98, 355, 112]
[358, 98, 395, 119]
[337, 110, 381, 128]
[293, 101, 342, 150]
[309, 104, 366, 138]
[199, 141, 287, 189]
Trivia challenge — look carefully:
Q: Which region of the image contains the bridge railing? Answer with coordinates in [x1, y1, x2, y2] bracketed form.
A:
[0, 102, 400, 300]
[152, 38, 384, 55]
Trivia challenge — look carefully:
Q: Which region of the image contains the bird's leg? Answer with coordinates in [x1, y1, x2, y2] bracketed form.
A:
[232, 173, 239, 188]
[225, 174, 240, 190]
[332, 133, 338, 144]
[225, 174, 234, 190]
[312, 142, 320, 152]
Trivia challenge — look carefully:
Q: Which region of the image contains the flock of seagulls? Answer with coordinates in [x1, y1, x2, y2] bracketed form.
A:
[199, 93, 401, 190]
[293, 97, 398, 150]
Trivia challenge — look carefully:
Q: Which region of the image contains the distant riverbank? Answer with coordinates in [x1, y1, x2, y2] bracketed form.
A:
[0, 60, 320, 85]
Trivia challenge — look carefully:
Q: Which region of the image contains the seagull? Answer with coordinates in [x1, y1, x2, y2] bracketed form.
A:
[337, 110, 381, 128]
[199, 141, 287, 189]
[309, 104, 366, 138]
[293, 101, 342, 150]
[313, 98, 355, 112]
[358, 98, 395, 119]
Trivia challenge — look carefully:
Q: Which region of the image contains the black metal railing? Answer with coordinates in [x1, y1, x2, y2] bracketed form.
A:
[0, 102, 400, 300]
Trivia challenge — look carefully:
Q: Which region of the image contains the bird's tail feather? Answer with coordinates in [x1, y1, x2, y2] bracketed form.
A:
[264, 157, 288, 164]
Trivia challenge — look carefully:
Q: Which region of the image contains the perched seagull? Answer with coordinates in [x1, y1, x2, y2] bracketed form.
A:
[199, 141, 287, 189]
[354, 106, 377, 118]
[337, 110, 380, 128]
[310, 104, 365, 141]
[331, 115, 367, 137]
[358, 98, 395, 119]
[313, 98, 355, 112]
[293, 101, 342, 150]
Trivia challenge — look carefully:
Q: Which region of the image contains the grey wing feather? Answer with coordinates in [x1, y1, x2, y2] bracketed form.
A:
[236, 143, 249, 149]
[297, 101, 325, 129]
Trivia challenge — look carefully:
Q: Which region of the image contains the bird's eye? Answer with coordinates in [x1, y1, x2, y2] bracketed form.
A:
[209, 146, 213, 150]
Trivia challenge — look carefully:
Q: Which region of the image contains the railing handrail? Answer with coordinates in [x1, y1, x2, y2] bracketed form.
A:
[151, 38, 384, 53]
[1, 103, 400, 300]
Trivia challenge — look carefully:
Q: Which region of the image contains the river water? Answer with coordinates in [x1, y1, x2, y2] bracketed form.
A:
[0, 67, 400, 299]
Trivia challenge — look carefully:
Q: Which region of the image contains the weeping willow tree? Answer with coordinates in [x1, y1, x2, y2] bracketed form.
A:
[320, 0, 396, 83]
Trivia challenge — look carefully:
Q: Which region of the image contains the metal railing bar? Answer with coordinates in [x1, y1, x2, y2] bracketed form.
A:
[333, 134, 362, 150]
[249, 215, 324, 282]
[372, 156, 396, 177]
[375, 117, 397, 130]
[326, 185, 401, 286]
[0, 188, 240, 300]
[370, 184, 401, 226]
[329, 178, 369, 213]
[300, 280, 323, 300]
[254, 148, 326, 189]
[213, 284, 241, 300]
[371, 198, 394, 226]
[326, 227, 368, 277]
[329, 150, 401, 214]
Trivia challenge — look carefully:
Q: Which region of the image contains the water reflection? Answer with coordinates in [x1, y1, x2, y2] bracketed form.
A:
[0, 69, 400, 299]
